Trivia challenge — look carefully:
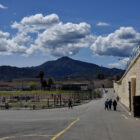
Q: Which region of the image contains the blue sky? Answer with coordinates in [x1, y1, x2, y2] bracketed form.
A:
[0, 0, 140, 69]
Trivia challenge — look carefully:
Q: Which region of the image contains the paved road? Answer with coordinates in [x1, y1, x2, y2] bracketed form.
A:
[0, 88, 140, 140]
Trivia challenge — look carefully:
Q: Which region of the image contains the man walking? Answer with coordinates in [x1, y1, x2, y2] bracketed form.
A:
[68, 98, 73, 109]
[108, 99, 112, 110]
[113, 100, 117, 111]
[104, 99, 109, 110]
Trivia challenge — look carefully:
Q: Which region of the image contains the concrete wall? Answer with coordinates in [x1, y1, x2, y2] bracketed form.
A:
[114, 53, 140, 110]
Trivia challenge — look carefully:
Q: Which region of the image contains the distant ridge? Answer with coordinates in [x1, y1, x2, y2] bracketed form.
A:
[0, 57, 124, 81]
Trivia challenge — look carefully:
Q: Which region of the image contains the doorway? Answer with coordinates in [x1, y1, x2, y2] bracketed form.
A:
[131, 78, 136, 112]
[128, 81, 131, 111]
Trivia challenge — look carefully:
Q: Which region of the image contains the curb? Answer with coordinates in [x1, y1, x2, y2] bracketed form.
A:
[118, 102, 132, 116]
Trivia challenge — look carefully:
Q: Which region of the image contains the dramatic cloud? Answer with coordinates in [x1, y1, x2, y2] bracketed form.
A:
[109, 57, 130, 68]
[26, 22, 95, 56]
[0, 13, 95, 56]
[96, 22, 110, 26]
[0, 4, 7, 9]
[91, 27, 140, 57]
[0, 30, 11, 54]
[0, 30, 26, 55]
[11, 13, 60, 33]
[21, 13, 59, 27]
[1, 13, 140, 59]
[0, 31, 10, 38]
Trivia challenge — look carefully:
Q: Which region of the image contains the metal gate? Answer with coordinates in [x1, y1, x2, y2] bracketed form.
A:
[133, 96, 140, 117]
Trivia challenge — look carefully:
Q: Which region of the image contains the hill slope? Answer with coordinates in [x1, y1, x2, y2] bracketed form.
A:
[0, 57, 124, 81]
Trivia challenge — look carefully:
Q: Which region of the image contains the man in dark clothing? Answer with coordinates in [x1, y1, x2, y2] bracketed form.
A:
[68, 99, 73, 109]
[108, 99, 112, 110]
[113, 100, 117, 111]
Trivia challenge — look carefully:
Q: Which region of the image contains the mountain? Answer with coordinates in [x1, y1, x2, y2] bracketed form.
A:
[0, 57, 124, 81]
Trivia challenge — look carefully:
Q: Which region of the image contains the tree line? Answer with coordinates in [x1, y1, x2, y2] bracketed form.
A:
[29, 71, 54, 90]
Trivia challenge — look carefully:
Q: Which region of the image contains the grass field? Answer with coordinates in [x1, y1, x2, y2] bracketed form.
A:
[9, 100, 90, 108]
[0, 90, 93, 96]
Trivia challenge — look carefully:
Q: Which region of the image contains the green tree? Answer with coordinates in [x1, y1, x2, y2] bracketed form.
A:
[38, 71, 45, 89]
[29, 82, 37, 90]
[42, 80, 47, 90]
[38, 71, 44, 81]
[47, 78, 54, 90]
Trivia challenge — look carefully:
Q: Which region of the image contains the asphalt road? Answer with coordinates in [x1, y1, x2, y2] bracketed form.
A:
[0, 88, 140, 140]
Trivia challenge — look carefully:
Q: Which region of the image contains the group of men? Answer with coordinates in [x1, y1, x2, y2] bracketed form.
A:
[104, 99, 117, 111]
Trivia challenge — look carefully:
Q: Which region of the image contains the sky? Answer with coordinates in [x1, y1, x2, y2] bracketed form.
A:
[0, 0, 140, 69]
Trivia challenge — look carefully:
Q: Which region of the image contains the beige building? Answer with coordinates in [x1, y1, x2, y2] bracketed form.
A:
[114, 51, 140, 113]
[11, 78, 41, 90]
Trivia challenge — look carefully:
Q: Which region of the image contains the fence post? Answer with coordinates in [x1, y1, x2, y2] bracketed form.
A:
[47, 98, 49, 107]
[54, 95, 56, 106]
[60, 94, 61, 106]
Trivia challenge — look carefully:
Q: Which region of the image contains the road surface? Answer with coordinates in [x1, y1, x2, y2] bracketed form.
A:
[0, 88, 140, 140]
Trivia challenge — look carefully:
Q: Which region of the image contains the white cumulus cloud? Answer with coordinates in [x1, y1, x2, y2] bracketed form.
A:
[0, 13, 96, 57]
[11, 13, 60, 33]
[91, 27, 140, 57]
[0, 31, 10, 38]
[1, 13, 140, 60]
[0, 30, 26, 55]
[26, 22, 95, 56]
[21, 13, 59, 26]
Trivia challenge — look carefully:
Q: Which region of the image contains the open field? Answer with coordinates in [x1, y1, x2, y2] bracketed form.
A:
[0, 90, 101, 109]
[7, 100, 90, 109]
[0, 90, 94, 96]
